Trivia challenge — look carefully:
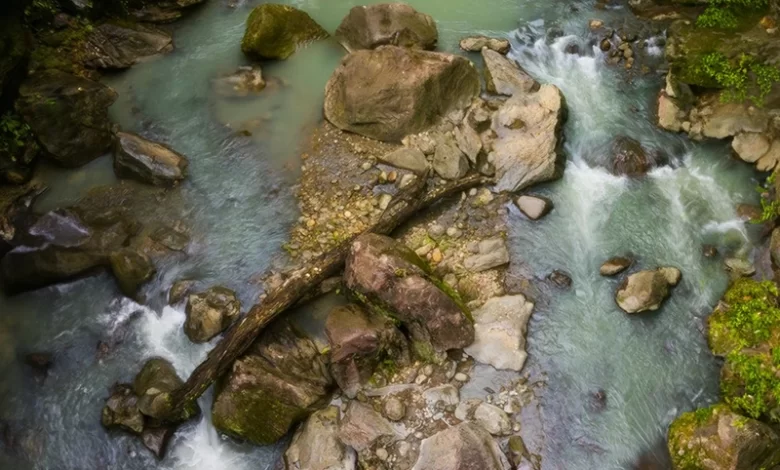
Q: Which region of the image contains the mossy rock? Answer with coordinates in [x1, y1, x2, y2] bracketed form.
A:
[240, 4, 328, 60]
[109, 248, 156, 297]
[134, 357, 199, 423]
[668, 404, 780, 470]
[720, 347, 780, 423]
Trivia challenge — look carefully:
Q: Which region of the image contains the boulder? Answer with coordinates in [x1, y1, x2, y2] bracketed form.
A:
[379, 147, 429, 174]
[338, 401, 395, 452]
[459, 36, 510, 54]
[473, 402, 512, 436]
[412, 422, 511, 470]
[141, 425, 175, 459]
[492, 84, 566, 192]
[668, 404, 780, 470]
[609, 136, 653, 177]
[168, 279, 194, 305]
[212, 322, 333, 444]
[343, 233, 474, 352]
[335, 3, 438, 52]
[109, 248, 156, 297]
[324, 46, 480, 142]
[432, 137, 469, 180]
[114, 132, 188, 186]
[514, 195, 553, 220]
[241, 4, 328, 60]
[84, 21, 173, 70]
[211, 66, 266, 98]
[482, 49, 538, 97]
[464, 295, 534, 372]
[325, 304, 408, 398]
[134, 357, 199, 422]
[600, 256, 632, 276]
[615, 267, 681, 313]
[16, 70, 117, 167]
[184, 286, 241, 343]
[101, 383, 144, 434]
[284, 406, 355, 470]
[732, 132, 771, 164]
[128, 0, 207, 24]
[463, 238, 510, 273]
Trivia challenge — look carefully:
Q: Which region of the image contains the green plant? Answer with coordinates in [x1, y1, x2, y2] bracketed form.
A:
[756, 172, 780, 223]
[694, 52, 780, 106]
[0, 113, 33, 160]
[697, 0, 769, 29]
[722, 351, 780, 420]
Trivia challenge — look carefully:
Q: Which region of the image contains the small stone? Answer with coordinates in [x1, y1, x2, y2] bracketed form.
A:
[547, 270, 572, 289]
[599, 257, 632, 276]
[474, 402, 512, 436]
[431, 248, 443, 264]
[361, 161, 373, 171]
[416, 243, 435, 257]
[514, 195, 553, 220]
[589, 19, 603, 29]
[397, 441, 411, 457]
[378, 193, 393, 211]
[384, 397, 406, 421]
[398, 173, 416, 189]
[387, 171, 398, 183]
[379, 171, 388, 183]
[428, 224, 446, 239]
[415, 374, 428, 385]
[454, 373, 468, 382]
[443, 273, 458, 287]
[422, 364, 435, 376]
[702, 245, 718, 258]
[376, 448, 389, 461]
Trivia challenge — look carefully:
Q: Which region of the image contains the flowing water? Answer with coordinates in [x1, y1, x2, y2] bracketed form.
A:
[0, 1, 763, 469]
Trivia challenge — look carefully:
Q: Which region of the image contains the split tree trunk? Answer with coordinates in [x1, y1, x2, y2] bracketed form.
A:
[163, 172, 491, 420]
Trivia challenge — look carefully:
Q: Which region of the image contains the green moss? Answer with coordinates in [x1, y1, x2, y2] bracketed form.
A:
[708, 278, 780, 355]
[411, 340, 438, 363]
[212, 388, 310, 445]
[689, 52, 780, 106]
[0, 112, 34, 159]
[696, 0, 768, 30]
[721, 349, 780, 421]
[29, 22, 95, 76]
[668, 404, 722, 470]
[240, 4, 328, 60]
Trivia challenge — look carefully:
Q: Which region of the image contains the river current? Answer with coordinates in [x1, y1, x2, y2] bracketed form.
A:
[0, 1, 762, 469]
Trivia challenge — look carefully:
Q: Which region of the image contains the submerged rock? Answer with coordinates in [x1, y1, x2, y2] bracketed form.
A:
[412, 422, 511, 470]
[284, 406, 354, 470]
[335, 3, 438, 52]
[460, 36, 510, 54]
[492, 84, 567, 192]
[134, 358, 198, 422]
[609, 136, 653, 177]
[324, 46, 480, 142]
[464, 295, 533, 371]
[241, 4, 328, 60]
[109, 248, 156, 297]
[114, 132, 188, 186]
[101, 383, 144, 435]
[344, 233, 474, 352]
[482, 49, 538, 96]
[548, 269, 572, 289]
[600, 256, 632, 276]
[211, 66, 266, 97]
[16, 70, 117, 167]
[212, 322, 333, 444]
[325, 304, 408, 398]
[668, 404, 780, 470]
[615, 267, 681, 313]
[184, 286, 241, 343]
[514, 195, 553, 220]
[84, 21, 173, 70]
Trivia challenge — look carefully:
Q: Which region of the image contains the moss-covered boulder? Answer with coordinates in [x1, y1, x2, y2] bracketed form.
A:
[134, 357, 199, 422]
[16, 70, 117, 167]
[109, 248, 156, 297]
[240, 4, 328, 60]
[101, 383, 145, 434]
[211, 322, 333, 444]
[668, 404, 780, 470]
[344, 233, 474, 353]
[324, 46, 480, 142]
[325, 303, 408, 398]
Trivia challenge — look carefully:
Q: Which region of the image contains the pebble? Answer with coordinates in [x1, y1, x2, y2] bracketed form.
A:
[344, 211, 353, 219]
[422, 364, 434, 376]
[398, 173, 416, 189]
[376, 448, 389, 461]
[589, 19, 603, 29]
[415, 374, 428, 385]
[428, 224, 446, 239]
[416, 243, 435, 257]
[415, 432, 424, 439]
[454, 373, 469, 382]
[387, 171, 398, 183]
[397, 441, 411, 457]
[446, 227, 462, 239]
[379, 171, 388, 183]
[469, 188, 478, 196]
[361, 161, 372, 171]
[431, 248, 443, 264]
[378, 193, 393, 211]
[384, 397, 406, 421]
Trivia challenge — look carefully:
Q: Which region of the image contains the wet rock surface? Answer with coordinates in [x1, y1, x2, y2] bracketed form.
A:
[241, 4, 328, 60]
[114, 132, 189, 186]
[609, 136, 653, 177]
[109, 248, 156, 297]
[482, 48, 539, 97]
[211, 66, 266, 97]
[324, 46, 480, 142]
[615, 267, 681, 313]
[459, 36, 510, 54]
[600, 256, 633, 276]
[133, 357, 198, 421]
[184, 286, 240, 343]
[84, 21, 173, 70]
[514, 195, 553, 220]
[335, 3, 438, 52]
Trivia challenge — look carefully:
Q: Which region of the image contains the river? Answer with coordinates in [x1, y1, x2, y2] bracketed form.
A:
[0, 0, 762, 469]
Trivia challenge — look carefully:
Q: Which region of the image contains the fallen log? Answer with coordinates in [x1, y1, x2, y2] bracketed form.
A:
[163, 172, 492, 421]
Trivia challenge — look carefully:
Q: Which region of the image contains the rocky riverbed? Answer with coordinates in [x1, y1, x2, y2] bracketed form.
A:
[1, 0, 780, 469]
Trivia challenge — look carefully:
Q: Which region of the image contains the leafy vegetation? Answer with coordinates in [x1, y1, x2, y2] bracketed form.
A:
[696, 0, 769, 29]
[0, 112, 34, 160]
[692, 52, 780, 106]
[722, 351, 780, 420]
[756, 172, 780, 223]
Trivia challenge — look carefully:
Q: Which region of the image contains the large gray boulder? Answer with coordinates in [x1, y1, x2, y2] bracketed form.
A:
[212, 322, 333, 444]
[284, 406, 355, 470]
[615, 267, 681, 313]
[324, 46, 480, 142]
[84, 21, 173, 70]
[335, 3, 438, 52]
[16, 70, 117, 167]
[344, 233, 474, 352]
[482, 49, 538, 96]
[114, 132, 188, 186]
[464, 295, 534, 372]
[491, 84, 566, 192]
[412, 423, 511, 470]
[241, 4, 328, 60]
[325, 304, 408, 398]
[184, 286, 241, 343]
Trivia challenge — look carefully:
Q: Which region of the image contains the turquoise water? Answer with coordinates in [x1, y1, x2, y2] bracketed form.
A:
[0, 1, 762, 469]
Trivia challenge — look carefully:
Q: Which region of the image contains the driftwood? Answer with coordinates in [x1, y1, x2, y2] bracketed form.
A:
[163, 172, 491, 420]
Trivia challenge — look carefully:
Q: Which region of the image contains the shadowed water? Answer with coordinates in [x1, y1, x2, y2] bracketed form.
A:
[0, 1, 761, 469]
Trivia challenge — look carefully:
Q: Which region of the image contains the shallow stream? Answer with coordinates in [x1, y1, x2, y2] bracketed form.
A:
[0, 1, 762, 469]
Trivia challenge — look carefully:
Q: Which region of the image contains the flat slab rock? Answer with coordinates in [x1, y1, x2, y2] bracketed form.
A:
[114, 132, 188, 186]
[412, 422, 511, 470]
[464, 295, 534, 371]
